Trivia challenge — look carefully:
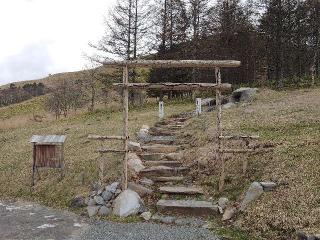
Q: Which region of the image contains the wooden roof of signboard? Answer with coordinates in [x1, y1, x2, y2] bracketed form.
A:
[102, 60, 241, 68]
[30, 135, 66, 145]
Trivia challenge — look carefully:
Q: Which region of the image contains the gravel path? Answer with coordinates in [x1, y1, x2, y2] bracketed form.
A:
[0, 199, 220, 240]
[77, 221, 220, 240]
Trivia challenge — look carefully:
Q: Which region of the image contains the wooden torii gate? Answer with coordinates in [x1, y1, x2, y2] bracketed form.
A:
[90, 60, 241, 190]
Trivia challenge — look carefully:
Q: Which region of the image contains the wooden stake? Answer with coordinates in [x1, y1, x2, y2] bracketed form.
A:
[122, 65, 129, 190]
[215, 67, 224, 192]
[243, 139, 250, 175]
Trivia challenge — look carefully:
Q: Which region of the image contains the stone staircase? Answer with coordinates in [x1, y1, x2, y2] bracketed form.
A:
[137, 114, 219, 218]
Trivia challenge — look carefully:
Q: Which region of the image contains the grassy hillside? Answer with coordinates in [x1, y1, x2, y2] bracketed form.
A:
[179, 87, 320, 239]
[0, 97, 194, 208]
[0, 87, 319, 239]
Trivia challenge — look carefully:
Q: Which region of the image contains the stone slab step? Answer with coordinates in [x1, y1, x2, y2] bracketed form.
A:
[159, 186, 204, 195]
[144, 136, 175, 145]
[149, 127, 175, 136]
[138, 153, 165, 161]
[141, 144, 182, 153]
[157, 199, 219, 216]
[151, 176, 185, 183]
[139, 166, 189, 178]
[144, 161, 181, 168]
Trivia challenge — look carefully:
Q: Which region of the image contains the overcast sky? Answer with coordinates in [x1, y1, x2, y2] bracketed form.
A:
[0, 0, 117, 85]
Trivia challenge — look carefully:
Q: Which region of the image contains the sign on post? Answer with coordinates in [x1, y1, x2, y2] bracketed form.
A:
[159, 101, 164, 119]
[196, 98, 202, 115]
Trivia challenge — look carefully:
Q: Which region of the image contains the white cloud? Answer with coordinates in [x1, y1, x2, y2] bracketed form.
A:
[0, 0, 116, 85]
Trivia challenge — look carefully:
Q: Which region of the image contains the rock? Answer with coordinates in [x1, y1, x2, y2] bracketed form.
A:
[140, 211, 152, 221]
[151, 214, 176, 224]
[231, 87, 258, 103]
[128, 153, 145, 173]
[240, 182, 264, 211]
[102, 191, 113, 202]
[87, 206, 100, 217]
[70, 195, 86, 208]
[222, 102, 235, 109]
[201, 98, 215, 106]
[113, 189, 144, 217]
[98, 206, 111, 216]
[94, 195, 105, 205]
[128, 141, 142, 152]
[139, 177, 154, 186]
[87, 198, 96, 206]
[114, 189, 121, 197]
[297, 232, 309, 240]
[260, 181, 277, 192]
[128, 182, 153, 197]
[218, 197, 229, 211]
[166, 152, 183, 161]
[105, 182, 119, 193]
[90, 182, 100, 191]
[137, 125, 150, 143]
[222, 207, 237, 221]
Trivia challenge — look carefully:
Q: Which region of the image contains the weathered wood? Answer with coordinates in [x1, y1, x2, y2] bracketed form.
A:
[123, 66, 129, 190]
[113, 82, 232, 91]
[219, 148, 273, 153]
[97, 148, 126, 153]
[88, 134, 126, 141]
[215, 67, 224, 192]
[219, 135, 260, 140]
[103, 60, 241, 68]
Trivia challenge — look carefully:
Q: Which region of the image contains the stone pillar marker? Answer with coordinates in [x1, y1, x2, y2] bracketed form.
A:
[159, 101, 164, 119]
[196, 98, 202, 115]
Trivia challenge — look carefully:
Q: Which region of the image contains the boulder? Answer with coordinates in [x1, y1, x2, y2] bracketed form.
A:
[87, 198, 96, 206]
[70, 195, 86, 208]
[222, 102, 236, 109]
[128, 141, 142, 152]
[218, 197, 229, 211]
[139, 177, 154, 186]
[98, 206, 112, 216]
[128, 153, 145, 173]
[102, 190, 113, 202]
[94, 195, 105, 205]
[151, 214, 176, 224]
[222, 207, 237, 221]
[105, 182, 119, 193]
[87, 206, 100, 217]
[112, 189, 144, 217]
[231, 87, 258, 103]
[137, 125, 150, 143]
[260, 181, 277, 192]
[128, 182, 153, 197]
[141, 211, 152, 221]
[240, 182, 264, 211]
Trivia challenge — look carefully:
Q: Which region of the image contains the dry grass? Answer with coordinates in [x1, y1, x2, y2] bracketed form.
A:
[180, 87, 320, 239]
[0, 97, 194, 210]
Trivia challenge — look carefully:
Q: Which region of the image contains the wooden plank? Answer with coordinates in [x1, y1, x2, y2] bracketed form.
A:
[113, 82, 232, 91]
[102, 60, 241, 68]
[219, 135, 260, 140]
[88, 134, 126, 141]
[97, 148, 126, 153]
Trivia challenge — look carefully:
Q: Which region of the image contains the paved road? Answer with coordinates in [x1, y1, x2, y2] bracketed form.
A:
[0, 200, 220, 240]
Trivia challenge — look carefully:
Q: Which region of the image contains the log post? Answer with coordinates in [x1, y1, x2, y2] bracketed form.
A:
[122, 66, 129, 190]
[215, 67, 224, 191]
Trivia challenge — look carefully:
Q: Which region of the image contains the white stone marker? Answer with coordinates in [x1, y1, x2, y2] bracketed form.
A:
[159, 101, 164, 119]
[196, 98, 202, 115]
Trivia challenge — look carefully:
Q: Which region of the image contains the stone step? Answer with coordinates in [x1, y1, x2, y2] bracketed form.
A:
[144, 136, 175, 145]
[138, 153, 165, 161]
[159, 186, 204, 195]
[144, 160, 182, 168]
[139, 166, 189, 178]
[151, 176, 185, 183]
[149, 127, 175, 136]
[141, 144, 182, 153]
[156, 199, 219, 217]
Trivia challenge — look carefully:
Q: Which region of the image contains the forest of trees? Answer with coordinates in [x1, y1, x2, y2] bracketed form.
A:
[93, 0, 320, 87]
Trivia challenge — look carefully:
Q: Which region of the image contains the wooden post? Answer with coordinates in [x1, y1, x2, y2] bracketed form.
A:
[242, 139, 250, 175]
[159, 101, 164, 119]
[215, 67, 224, 191]
[31, 143, 36, 187]
[196, 98, 202, 116]
[122, 65, 129, 190]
